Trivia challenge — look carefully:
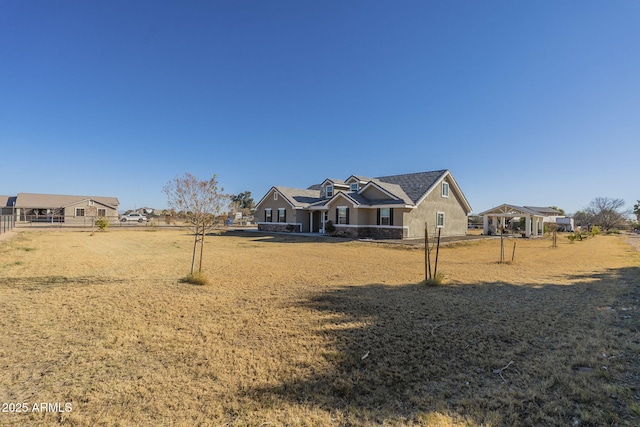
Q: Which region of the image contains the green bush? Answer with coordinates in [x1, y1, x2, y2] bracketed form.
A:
[325, 220, 336, 233]
[591, 226, 601, 236]
[95, 217, 110, 231]
[567, 232, 589, 243]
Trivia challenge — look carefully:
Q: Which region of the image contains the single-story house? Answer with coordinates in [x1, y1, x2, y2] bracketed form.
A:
[255, 169, 472, 239]
[0, 196, 17, 215]
[6, 193, 119, 225]
[479, 204, 574, 237]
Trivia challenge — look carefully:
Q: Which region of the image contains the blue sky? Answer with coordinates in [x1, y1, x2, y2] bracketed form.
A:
[1, 1, 638, 214]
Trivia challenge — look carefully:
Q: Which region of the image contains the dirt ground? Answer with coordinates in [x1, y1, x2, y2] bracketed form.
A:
[0, 228, 639, 426]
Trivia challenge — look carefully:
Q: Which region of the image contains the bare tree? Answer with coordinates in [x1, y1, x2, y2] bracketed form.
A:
[584, 197, 626, 230]
[163, 173, 229, 275]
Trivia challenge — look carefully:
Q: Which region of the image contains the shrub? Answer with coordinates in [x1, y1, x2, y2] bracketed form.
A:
[591, 226, 601, 236]
[181, 271, 210, 286]
[95, 217, 110, 231]
[325, 220, 336, 233]
[567, 232, 588, 243]
[607, 228, 620, 235]
[421, 272, 446, 286]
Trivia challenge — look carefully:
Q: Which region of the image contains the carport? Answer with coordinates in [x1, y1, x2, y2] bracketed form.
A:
[479, 204, 545, 238]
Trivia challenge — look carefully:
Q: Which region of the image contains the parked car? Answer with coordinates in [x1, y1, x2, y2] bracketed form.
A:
[120, 213, 147, 223]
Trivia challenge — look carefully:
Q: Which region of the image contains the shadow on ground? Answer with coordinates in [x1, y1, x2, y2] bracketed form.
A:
[250, 267, 640, 426]
[220, 229, 355, 244]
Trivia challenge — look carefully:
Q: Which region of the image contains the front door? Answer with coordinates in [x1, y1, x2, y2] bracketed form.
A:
[311, 211, 322, 232]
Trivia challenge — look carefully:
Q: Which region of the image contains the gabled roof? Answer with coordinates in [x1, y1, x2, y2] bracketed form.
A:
[321, 178, 348, 187]
[0, 196, 16, 208]
[255, 187, 322, 209]
[375, 170, 448, 205]
[524, 206, 560, 215]
[258, 169, 471, 212]
[368, 180, 413, 204]
[345, 175, 373, 184]
[15, 193, 119, 209]
[327, 191, 362, 206]
[478, 204, 545, 217]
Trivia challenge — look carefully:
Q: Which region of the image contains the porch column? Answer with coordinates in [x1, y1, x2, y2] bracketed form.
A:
[309, 212, 313, 233]
[321, 211, 325, 234]
[483, 215, 489, 235]
[525, 215, 532, 238]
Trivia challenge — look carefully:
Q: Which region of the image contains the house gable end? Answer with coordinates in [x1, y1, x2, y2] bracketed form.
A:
[325, 192, 359, 209]
[413, 171, 472, 213]
[255, 187, 297, 210]
[359, 182, 397, 202]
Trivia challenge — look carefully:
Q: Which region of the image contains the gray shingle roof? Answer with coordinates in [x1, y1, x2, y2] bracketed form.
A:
[274, 187, 321, 208]
[264, 169, 465, 210]
[374, 170, 448, 204]
[368, 181, 413, 204]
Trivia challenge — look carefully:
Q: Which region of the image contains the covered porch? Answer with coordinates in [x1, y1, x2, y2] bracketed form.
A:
[479, 204, 545, 238]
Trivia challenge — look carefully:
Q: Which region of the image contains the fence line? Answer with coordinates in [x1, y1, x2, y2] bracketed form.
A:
[18, 215, 185, 228]
[0, 215, 16, 235]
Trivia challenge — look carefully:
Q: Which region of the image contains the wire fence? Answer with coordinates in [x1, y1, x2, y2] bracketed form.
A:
[0, 215, 16, 235]
[18, 215, 192, 229]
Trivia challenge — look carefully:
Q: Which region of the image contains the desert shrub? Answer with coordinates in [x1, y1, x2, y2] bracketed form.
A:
[421, 272, 446, 286]
[567, 232, 589, 243]
[591, 226, 601, 236]
[606, 228, 620, 235]
[95, 217, 110, 231]
[181, 271, 210, 286]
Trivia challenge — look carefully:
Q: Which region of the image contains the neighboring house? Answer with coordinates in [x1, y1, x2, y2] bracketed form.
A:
[479, 204, 574, 237]
[0, 196, 16, 215]
[7, 193, 119, 224]
[255, 170, 472, 239]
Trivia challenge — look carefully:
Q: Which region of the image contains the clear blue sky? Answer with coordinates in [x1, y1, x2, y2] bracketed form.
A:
[1, 1, 638, 214]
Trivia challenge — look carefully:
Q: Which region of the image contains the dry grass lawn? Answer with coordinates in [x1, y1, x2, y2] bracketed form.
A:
[1, 228, 639, 426]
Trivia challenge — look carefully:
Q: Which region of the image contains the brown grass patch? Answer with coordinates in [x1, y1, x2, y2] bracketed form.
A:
[0, 229, 639, 425]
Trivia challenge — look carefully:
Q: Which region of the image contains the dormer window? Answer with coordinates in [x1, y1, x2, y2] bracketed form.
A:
[326, 185, 333, 198]
[350, 183, 358, 192]
[442, 182, 449, 198]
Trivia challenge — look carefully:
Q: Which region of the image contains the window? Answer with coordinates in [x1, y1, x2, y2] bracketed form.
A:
[265, 208, 272, 222]
[350, 183, 358, 192]
[377, 207, 394, 226]
[274, 192, 278, 200]
[75, 208, 85, 217]
[277, 208, 286, 223]
[436, 212, 445, 228]
[337, 206, 348, 224]
[442, 182, 449, 198]
[97, 209, 106, 217]
[380, 208, 390, 225]
[326, 185, 333, 198]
